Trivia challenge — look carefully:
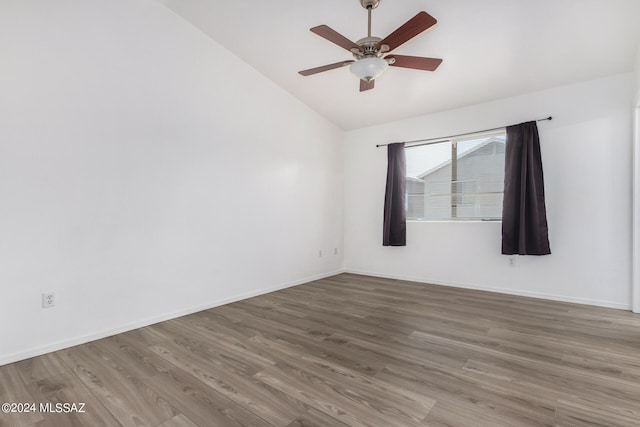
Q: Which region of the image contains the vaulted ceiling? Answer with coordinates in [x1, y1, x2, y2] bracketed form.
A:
[156, 0, 640, 130]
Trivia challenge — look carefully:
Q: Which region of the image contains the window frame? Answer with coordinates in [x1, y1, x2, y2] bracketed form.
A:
[405, 129, 506, 222]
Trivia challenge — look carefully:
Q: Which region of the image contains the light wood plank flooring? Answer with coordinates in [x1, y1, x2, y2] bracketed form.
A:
[2, 273, 640, 426]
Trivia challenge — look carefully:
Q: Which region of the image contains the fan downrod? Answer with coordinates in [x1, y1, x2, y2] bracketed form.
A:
[360, 0, 380, 10]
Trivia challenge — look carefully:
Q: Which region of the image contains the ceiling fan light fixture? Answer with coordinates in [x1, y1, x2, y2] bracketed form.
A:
[350, 57, 388, 82]
[299, 2, 441, 92]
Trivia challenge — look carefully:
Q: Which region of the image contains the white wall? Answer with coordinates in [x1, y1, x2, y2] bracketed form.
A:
[0, 0, 344, 365]
[633, 44, 640, 313]
[634, 105, 640, 313]
[344, 74, 634, 309]
[636, 44, 640, 104]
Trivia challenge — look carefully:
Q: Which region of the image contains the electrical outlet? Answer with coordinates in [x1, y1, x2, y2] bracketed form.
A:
[318, 250, 323, 257]
[42, 293, 55, 308]
[509, 257, 516, 266]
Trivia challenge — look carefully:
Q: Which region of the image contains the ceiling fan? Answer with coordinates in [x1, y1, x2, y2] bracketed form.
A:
[298, 0, 442, 92]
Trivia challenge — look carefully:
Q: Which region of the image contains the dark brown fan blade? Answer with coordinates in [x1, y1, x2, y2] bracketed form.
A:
[360, 79, 375, 92]
[387, 55, 442, 71]
[310, 25, 361, 52]
[376, 11, 437, 53]
[299, 60, 354, 76]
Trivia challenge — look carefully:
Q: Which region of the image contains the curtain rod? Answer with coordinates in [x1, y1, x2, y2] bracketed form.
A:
[375, 116, 553, 148]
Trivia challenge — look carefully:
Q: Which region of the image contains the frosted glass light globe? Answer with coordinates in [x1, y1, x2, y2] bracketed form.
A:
[350, 57, 388, 82]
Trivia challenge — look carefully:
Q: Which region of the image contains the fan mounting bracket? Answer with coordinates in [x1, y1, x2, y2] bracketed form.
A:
[360, 0, 380, 10]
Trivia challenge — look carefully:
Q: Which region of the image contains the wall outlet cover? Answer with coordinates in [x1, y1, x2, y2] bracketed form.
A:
[42, 293, 55, 308]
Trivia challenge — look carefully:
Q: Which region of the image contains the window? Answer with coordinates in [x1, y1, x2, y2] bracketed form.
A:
[405, 131, 506, 221]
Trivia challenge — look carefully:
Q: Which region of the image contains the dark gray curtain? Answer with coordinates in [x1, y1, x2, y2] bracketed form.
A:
[502, 121, 551, 255]
[383, 143, 406, 246]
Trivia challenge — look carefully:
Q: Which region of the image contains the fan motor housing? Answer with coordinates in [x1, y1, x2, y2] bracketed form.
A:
[353, 36, 383, 58]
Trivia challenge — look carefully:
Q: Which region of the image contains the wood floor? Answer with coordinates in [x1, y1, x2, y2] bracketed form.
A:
[2, 273, 640, 426]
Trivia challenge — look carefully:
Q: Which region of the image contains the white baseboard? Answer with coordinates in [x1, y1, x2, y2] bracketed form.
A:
[344, 269, 631, 311]
[0, 269, 345, 367]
